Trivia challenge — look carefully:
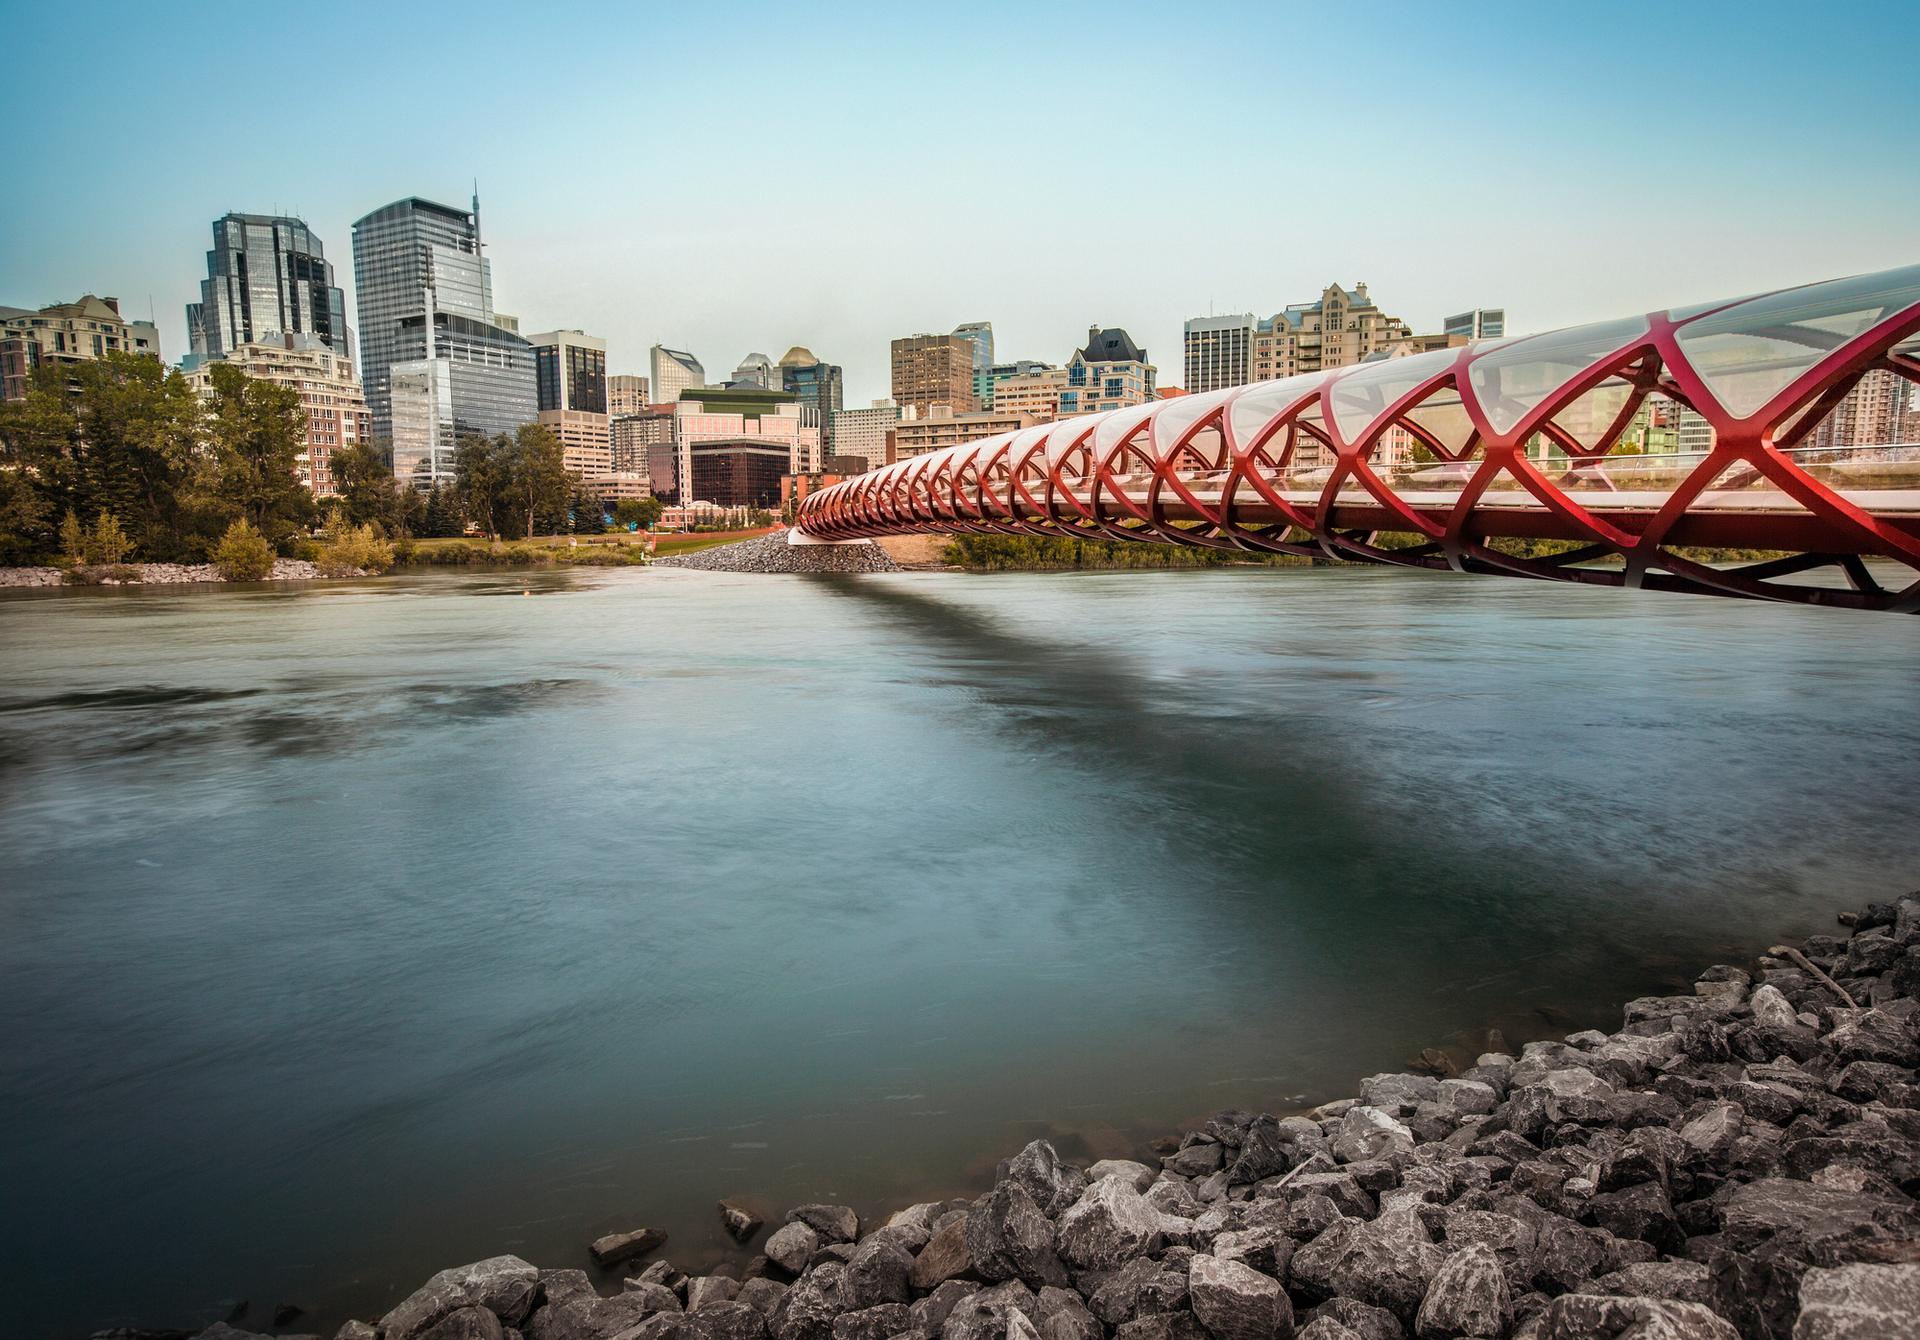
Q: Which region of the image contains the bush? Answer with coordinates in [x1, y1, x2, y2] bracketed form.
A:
[315, 510, 396, 576]
[60, 510, 85, 565]
[391, 538, 417, 565]
[211, 519, 275, 581]
[288, 538, 322, 562]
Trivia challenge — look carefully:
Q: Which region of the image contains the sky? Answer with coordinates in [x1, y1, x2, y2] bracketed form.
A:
[2, 0, 1915, 405]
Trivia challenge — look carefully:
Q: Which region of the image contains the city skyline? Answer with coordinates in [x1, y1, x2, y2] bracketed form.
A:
[4, 2, 1916, 407]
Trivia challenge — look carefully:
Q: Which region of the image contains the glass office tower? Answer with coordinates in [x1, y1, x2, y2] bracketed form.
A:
[186, 214, 350, 366]
[352, 196, 535, 485]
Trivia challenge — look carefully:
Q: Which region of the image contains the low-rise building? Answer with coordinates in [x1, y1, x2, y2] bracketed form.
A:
[1251, 283, 1412, 381]
[183, 334, 371, 496]
[1060, 326, 1155, 418]
[1183, 314, 1256, 394]
[991, 367, 1069, 422]
[889, 406, 1038, 461]
[1, 295, 162, 401]
[688, 437, 790, 509]
[830, 400, 901, 470]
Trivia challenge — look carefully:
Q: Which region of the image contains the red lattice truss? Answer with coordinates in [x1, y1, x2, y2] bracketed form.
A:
[797, 265, 1920, 611]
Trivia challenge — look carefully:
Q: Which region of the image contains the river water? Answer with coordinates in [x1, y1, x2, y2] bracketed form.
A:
[3, 565, 1918, 1336]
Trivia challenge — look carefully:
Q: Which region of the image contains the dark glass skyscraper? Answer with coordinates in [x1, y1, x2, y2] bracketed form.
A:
[186, 214, 349, 366]
[351, 195, 535, 485]
[778, 346, 843, 448]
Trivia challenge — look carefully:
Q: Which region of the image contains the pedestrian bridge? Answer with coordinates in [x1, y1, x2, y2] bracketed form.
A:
[795, 265, 1920, 611]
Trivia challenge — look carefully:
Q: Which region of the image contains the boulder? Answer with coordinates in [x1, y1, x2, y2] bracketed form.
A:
[382, 1257, 541, 1340]
[1793, 1262, 1920, 1339]
[769, 1263, 846, 1340]
[842, 1236, 915, 1309]
[765, 1223, 822, 1276]
[531, 1286, 678, 1340]
[1298, 1209, 1443, 1321]
[830, 1305, 913, 1340]
[687, 1277, 742, 1311]
[1056, 1177, 1166, 1270]
[1302, 1298, 1404, 1340]
[914, 1280, 983, 1335]
[789, 1205, 861, 1244]
[593, 1230, 670, 1269]
[915, 1216, 976, 1289]
[967, 1182, 1068, 1287]
[1035, 1286, 1103, 1340]
[1581, 1261, 1711, 1305]
[1188, 1254, 1293, 1340]
[1165, 1142, 1226, 1178]
[1536, 1294, 1737, 1339]
[736, 1280, 788, 1318]
[721, 1203, 765, 1244]
[1008, 1142, 1089, 1216]
[1332, 1107, 1414, 1164]
[1230, 1118, 1295, 1184]
[681, 1302, 769, 1340]
[1088, 1160, 1157, 1192]
[941, 1280, 1039, 1340]
[1750, 985, 1802, 1030]
[1413, 1245, 1509, 1340]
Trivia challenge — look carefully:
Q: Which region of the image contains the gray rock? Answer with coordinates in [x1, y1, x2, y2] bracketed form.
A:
[1188, 1254, 1293, 1340]
[1293, 1209, 1442, 1322]
[1304, 1298, 1404, 1340]
[1211, 1227, 1296, 1281]
[1413, 1245, 1508, 1340]
[914, 1216, 975, 1290]
[1331, 1107, 1414, 1164]
[766, 1223, 822, 1275]
[532, 1286, 679, 1340]
[195, 1327, 320, 1340]
[1229, 1116, 1295, 1184]
[721, 1203, 765, 1244]
[913, 1280, 983, 1335]
[842, 1236, 915, 1309]
[967, 1182, 1068, 1287]
[1008, 1142, 1088, 1217]
[1750, 985, 1801, 1030]
[941, 1281, 1039, 1340]
[1055, 1177, 1166, 1270]
[1114, 1315, 1209, 1340]
[687, 1278, 742, 1311]
[1165, 1142, 1226, 1178]
[1088, 1159, 1157, 1191]
[831, 1305, 913, 1340]
[735, 1280, 788, 1318]
[335, 1324, 379, 1340]
[1536, 1293, 1737, 1339]
[788, 1205, 861, 1244]
[769, 1263, 845, 1340]
[382, 1257, 541, 1340]
[1582, 1261, 1711, 1305]
[1793, 1262, 1920, 1339]
[1036, 1287, 1103, 1340]
[593, 1230, 670, 1269]
[1709, 1179, 1920, 1340]
[680, 1302, 768, 1340]
[1294, 1322, 1362, 1340]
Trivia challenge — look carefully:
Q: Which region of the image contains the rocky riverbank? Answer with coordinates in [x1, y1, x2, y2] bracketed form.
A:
[654, 533, 901, 574]
[0, 560, 358, 587]
[105, 896, 1920, 1340]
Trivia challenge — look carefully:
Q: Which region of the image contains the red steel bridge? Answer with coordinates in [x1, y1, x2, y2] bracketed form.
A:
[795, 265, 1920, 612]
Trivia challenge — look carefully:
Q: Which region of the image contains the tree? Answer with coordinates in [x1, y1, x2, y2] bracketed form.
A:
[331, 439, 403, 530]
[612, 496, 664, 529]
[84, 510, 132, 565]
[455, 433, 510, 538]
[0, 470, 52, 565]
[211, 518, 275, 580]
[422, 482, 464, 538]
[569, 481, 606, 534]
[198, 362, 312, 545]
[505, 424, 572, 539]
[0, 354, 202, 560]
[58, 508, 84, 565]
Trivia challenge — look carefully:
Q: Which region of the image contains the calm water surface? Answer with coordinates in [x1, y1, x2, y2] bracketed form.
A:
[3, 566, 1919, 1336]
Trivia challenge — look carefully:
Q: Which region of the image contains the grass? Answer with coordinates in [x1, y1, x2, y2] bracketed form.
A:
[392, 527, 780, 568]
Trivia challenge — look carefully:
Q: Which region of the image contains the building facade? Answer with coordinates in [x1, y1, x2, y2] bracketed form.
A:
[666, 389, 820, 503]
[607, 374, 649, 416]
[1059, 327, 1155, 418]
[891, 333, 979, 417]
[612, 403, 674, 472]
[184, 334, 370, 496]
[351, 195, 535, 485]
[1251, 283, 1412, 382]
[688, 438, 789, 509]
[186, 213, 350, 367]
[952, 321, 994, 404]
[650, 345, 705, 403]
[1443, 308, 1506, 340]
[530, 329, 609, 476]
[1183, 314, 1256, 394]
[779, 346, 844, 448]
[991, 367, 1068, 422]
[1807, 366, 1912, 451]
[0, 295, 162, 401]
[830, 400, 901, 470]
[728, 352, 779, 390]
[890, 406, 1037, 460]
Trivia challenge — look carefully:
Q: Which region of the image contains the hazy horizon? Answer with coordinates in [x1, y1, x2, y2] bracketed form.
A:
[4, 0, 1914, 405]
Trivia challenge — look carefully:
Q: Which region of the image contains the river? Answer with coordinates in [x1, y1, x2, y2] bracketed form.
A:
[3, 565, 1918, 1336]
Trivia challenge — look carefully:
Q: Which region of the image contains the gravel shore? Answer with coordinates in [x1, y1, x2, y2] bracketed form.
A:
[0, 560, 355, 587]
[122, 893, 1920, 1340]
[654, 533, 901, 574]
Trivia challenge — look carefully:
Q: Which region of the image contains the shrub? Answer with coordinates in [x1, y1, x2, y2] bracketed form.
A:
[315, 510, 396, 576]
[390, 538, 417, 565]
[60, 510, 85, 565]
[288, 538, 322, 562]
[211, 519, 275, 581]
[83, 510, 132, 565]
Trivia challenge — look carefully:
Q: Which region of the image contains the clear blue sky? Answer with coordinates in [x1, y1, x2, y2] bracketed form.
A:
[2, 0, 1913, 404]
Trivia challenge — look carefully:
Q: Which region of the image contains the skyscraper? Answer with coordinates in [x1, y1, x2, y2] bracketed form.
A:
[952, 321, 993, 403]
[530, 329, 610, 475]
[891, 333, 978, 417]
[651, 345, 705, 403]
[186, 214, 350, 367]
[1183, 314, 1256, 394]
[779, 346, 844, 447]
[351, 194, 536, 485]
[1443, 308, 1506, 339]
[607, 374, 649, 416]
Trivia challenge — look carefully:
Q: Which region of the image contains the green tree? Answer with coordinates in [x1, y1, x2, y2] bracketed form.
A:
[331, 439, 401, 530]
[0, 354, 202, 560]
[569, 481, 606, 534]
[0, 470, 52, 565]
[58, 508, 85, 565]
[211, 517, 275, 580]
[506, 424, 572, 539]
[612, 496, 664, 529]
[455, 433, 510, 538]
[84, 510, 132, 565]
[421, 482, 464, 538]
[198, 362, 312, 545]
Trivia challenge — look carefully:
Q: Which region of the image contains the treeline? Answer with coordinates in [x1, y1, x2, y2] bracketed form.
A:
[0, 353, 661, 567]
